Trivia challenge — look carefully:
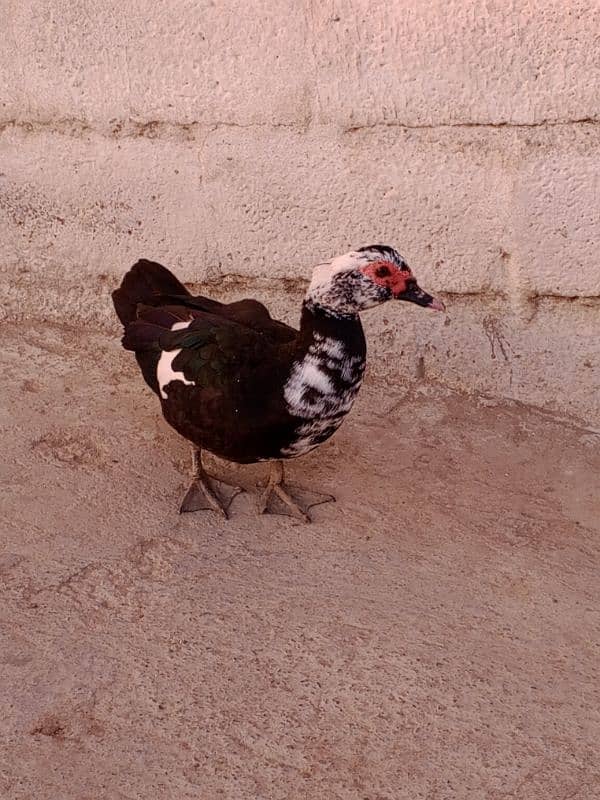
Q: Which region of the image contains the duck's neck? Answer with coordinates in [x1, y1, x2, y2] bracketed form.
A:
[298, 299, 366, 359]
[279, 300, 367, 449]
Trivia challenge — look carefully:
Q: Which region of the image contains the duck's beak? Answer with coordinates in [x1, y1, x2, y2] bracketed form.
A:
[396, 280, 446, 312]
[427, 296, 446, 312]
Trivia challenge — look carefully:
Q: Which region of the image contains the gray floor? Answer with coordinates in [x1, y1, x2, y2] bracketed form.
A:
[1, 323, 599, 799]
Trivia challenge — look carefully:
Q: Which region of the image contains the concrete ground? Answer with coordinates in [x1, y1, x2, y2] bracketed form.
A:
[1, 321, 599, 800]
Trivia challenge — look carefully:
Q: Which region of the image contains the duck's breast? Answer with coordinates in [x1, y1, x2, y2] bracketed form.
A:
[280, 333, 365, 457]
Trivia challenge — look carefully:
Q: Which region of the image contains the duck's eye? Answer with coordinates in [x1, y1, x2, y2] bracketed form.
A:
[375, 265, 391, 278]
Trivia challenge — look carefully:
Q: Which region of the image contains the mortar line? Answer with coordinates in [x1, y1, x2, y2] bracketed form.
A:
[1, 116, 599, 142]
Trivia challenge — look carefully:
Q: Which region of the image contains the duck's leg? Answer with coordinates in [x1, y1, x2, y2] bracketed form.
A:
[257, 460, 335, 523]
[179, 447, 243, 518]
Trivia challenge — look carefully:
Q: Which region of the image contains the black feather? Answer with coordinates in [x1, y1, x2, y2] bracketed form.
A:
[122, 321, 163, 352]
[112, 259, 191, 325]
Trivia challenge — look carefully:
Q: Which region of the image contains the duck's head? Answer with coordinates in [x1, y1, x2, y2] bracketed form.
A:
[306, 245, 445, 317]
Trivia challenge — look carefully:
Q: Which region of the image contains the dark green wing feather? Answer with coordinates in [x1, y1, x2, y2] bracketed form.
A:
[158, 296, 297, 345]
[159, 313, 278, 395]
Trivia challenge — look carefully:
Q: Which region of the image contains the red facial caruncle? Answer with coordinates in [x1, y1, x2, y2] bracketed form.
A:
[361, 260, 414, 297]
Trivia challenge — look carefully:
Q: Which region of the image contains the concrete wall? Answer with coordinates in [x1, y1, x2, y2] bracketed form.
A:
[1, 0, 599, 423]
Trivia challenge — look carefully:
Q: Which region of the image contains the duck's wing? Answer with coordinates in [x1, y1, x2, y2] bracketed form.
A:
[122, 304, 292, 403]
[154, 295, 298, 345]
[159, 312, 274, 392]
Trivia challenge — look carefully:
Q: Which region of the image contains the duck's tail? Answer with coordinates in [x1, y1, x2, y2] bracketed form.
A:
[112, 259, 191, 326]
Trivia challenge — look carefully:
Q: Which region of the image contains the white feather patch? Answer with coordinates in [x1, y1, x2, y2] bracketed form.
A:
[308, 251, 365, 291]
[157, 320, 194, 400]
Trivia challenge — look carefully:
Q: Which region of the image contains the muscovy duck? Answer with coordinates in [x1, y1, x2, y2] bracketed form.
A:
[112, 245, 445, 521]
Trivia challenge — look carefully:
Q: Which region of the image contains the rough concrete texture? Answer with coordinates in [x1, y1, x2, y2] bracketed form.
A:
[1, 1, 600, 422]
[2, 324, 600, 799]
[2, 0, 600, 127]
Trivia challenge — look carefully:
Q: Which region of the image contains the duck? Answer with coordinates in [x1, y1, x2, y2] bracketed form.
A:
[112, 245, 445, 522]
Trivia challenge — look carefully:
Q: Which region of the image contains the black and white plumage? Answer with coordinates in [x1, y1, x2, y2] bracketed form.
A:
[112, 245, 445, 521]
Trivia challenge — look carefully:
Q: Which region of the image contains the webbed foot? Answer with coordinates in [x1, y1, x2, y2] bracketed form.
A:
[179, 448, 243, 519]
[257, 461, 335, 523]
